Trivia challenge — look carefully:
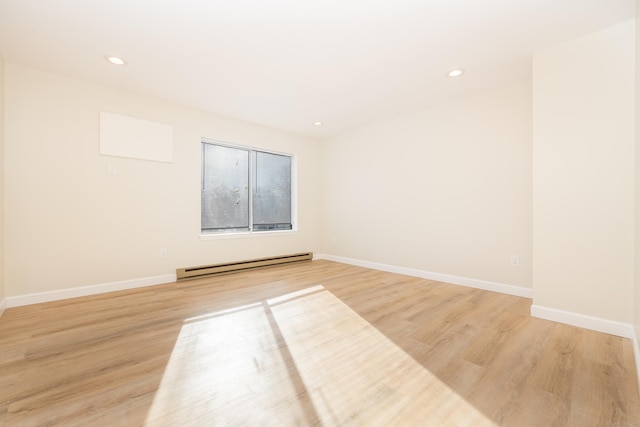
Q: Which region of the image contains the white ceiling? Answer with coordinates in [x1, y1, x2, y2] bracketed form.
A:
[0, 0, 635, 139]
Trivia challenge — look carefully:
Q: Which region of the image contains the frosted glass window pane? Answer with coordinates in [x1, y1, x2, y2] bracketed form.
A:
[201, 144, 249, 232]
[253, 151, 292, 231]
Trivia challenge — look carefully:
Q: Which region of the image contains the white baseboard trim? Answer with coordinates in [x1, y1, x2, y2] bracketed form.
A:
[0, 298, 6, 318]
[314, 253, 533, 299]
[6, 274, 177, 308]
[530, 304, 634, 338]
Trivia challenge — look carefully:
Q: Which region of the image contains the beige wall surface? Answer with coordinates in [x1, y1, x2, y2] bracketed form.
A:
[321, 80, 533, 288]
[635, 2, 640, 344]
[533, 20, 635, 323]
[0, 57, 5, 305]
[4, 63, 323, 297]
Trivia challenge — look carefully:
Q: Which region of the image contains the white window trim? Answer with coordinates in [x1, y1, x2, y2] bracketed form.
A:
[200, 229, 299, 241]
[200, 138, 298, 238]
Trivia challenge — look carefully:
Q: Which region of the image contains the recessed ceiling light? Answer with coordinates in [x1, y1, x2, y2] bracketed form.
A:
[313, 121, 323, 126]
[448, 69, 464, 78]
[104, 55, 127, 66]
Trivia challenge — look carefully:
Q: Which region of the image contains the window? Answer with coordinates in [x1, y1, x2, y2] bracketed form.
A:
[201, 140, 294, 235]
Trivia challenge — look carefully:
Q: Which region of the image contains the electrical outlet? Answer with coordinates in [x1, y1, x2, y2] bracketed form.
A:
[510, 255, 520, 267]
[160, 249, 168, 259]
[107, 163, 117, 175]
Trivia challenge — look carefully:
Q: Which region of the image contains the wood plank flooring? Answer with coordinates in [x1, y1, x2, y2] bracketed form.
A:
[1, 260, 639, 426]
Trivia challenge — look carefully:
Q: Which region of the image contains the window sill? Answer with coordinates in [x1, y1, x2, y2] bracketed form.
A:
[200, 229, 298, 241]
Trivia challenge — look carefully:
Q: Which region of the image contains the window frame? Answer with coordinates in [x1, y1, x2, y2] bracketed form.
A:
[199, 138, 298, 240]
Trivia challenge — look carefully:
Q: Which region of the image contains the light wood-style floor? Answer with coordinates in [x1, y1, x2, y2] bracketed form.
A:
[1, 260, 639, 426]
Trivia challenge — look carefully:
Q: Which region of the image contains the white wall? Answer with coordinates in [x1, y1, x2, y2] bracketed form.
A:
[4, 63, 323, 297]
[635, 2, 640, 348]
[0, 57, 5, 312]
[533, 20, 635, 323]
[321, 80, 533, 289]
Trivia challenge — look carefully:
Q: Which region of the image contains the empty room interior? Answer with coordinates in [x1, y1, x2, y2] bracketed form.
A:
[2, 0, 640, 425]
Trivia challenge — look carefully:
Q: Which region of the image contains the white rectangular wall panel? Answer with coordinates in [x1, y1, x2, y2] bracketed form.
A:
[100, 111, 173, 162]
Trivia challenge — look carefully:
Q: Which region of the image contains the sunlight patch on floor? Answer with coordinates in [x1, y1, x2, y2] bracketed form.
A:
[145, 285, 495, 426]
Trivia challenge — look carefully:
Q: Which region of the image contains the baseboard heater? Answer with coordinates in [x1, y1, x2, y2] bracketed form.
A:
[176, 252, 313, 281]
